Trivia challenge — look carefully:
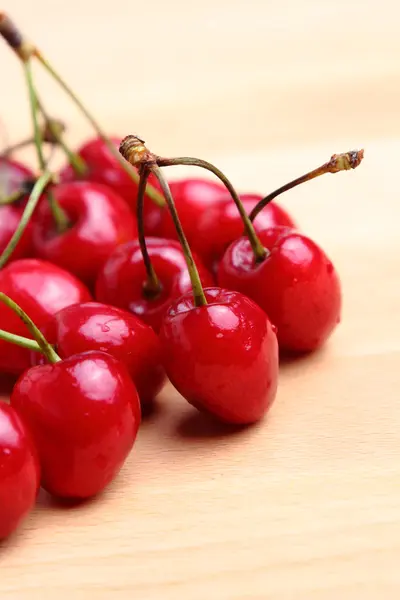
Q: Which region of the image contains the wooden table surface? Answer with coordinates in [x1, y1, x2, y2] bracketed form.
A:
[1, 1, 400, 598]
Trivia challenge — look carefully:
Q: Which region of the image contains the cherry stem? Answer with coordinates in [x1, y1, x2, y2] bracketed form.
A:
[0, 329, 42, 352]
[136, 165, 161, 298]
[158, 156, 266, 262]
[23, 59, 69, 233]
[150, 164, 207, 307]
[35, 53, 165, 207]
[0, 171, 52, 269]
[0, 184, 32, 206]
[36, 99, 87, 176]
[249, 149, 365, 222]
[1, 136, 33, 157]
[0, 293, 60, 363]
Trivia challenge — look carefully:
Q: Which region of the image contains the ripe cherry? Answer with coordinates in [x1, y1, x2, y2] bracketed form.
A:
[11, 350, 140, 499]
[0, 156, 34, 201]
[218, 227, 342, 352]
[31, 302, 166, 407]
[31, 181, 137, 286]
[0, 204, 33, 261]
[0, 259, 91, 375]
[195, 193, 296, 269]
[95, 238, 213, 331]
[160, 287, 279, 424]
[0, 402, 40, 539]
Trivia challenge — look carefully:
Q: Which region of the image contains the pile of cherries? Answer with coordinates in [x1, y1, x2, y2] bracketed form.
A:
[0, 11, 364, 542]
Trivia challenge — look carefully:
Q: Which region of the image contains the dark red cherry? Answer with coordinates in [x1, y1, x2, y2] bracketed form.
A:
[0, 259, 91, 375]
[31, 181, 137, 286]
[0, 204, 33, 261]
[95, 238, 214, 331]
[218, 227, 341, 352]
[159, 287, 279, 424]
[157, 178, 226, 241]
[0, 402, 40, 539]
[195, 194, 295, 268]
[0, 157, 34, 202]
[31, 302, 166, 406]
[11, 351, 140, 499]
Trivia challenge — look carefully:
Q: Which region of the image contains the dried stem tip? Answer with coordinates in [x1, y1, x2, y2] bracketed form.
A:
[119, 135, 153, 167]
[42, 118, 66, 144]
[328, 149, 364, 173]
[0, 12, 35, 60]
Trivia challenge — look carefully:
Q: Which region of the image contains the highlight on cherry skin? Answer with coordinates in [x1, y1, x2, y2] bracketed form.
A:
[30, 301, 166, 408]
[159, 287, 279, 425]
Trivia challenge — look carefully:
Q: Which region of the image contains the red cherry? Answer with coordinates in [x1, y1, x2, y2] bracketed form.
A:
[0, 402, 40, 539]
[31, 302, 166, 406]
[157, 178, 226, 241]
[77, 136, 122, 169]
[159, 287, 278, 424]
[0, 157, 34, 200]
[195, 194, 295, 268]
[218, 227, 342, 352]
[0, 204, 33, 261]
[0, 259, 91, 375]
[95, 238, 213, 331]
[31, 181, 137, 286]
[11, 351, 140, 499]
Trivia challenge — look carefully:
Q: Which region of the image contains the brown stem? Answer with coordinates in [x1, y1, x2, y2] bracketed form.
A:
[136, 165, 161, 298]
[249, 149, 365, 222]
[0, 12, 35, 61]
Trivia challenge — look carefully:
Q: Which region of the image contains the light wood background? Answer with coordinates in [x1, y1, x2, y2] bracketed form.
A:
[1, 1, 400, 598]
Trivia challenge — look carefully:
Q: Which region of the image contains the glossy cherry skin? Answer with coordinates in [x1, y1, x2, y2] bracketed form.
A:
[0, 204, 33, 261]
[195, 194, 295, 269]
[0, 259, 91, 375]
[0, 402, 40, 539]
[95, 238, 214, 331]
[31, 181, 137, 286]
[157, 178, 227, 241]
[160, 287, 278, 424]
[31, 302, 166, 406]
[218, 227, 342, 352]
[11, 351, 141, 499]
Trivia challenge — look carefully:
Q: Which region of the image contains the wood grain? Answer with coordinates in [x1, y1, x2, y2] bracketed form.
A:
[1, 1, 400, 598]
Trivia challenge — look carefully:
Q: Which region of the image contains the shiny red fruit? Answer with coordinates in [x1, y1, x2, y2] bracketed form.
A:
[95, 238, 213, 332]
[160, 287, 279, 424]
[157, 178, 226, 242]
[31, 181, 137, 286]
[218, 227, 342, 352]
[0, 204, 33, 261]
[0, 402, 40, 539]
[0, 259, 91, 375]
[195, 194, 295, 268]
[11, 351, 141, 499]
[31, 302, 166, 406]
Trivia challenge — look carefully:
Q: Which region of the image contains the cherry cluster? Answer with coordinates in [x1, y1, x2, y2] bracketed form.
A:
[0, 12, 364, 541]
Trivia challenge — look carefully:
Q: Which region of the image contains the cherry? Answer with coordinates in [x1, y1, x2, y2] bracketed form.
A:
[31, 302, 166, 406]
[0, 156, 34, 201]
[195, 193, 296, 269]
[157, 178, 227, 243]
[0, 259, 91, 375]
[218, 227, 342, 352]
[0, 204, 33, 261]
[160, 287, 279, 424]
[31, 181, 137, 286]
[0, 402, 40, 539]
[95, 238, 213, 331]
[11, 350, 140, 499]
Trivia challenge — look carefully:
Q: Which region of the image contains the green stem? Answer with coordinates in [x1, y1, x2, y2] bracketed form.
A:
[0, 171, 52, 268]
[136, 166, 161, 297]
[36, 53, 165, 207]
[150, 164, 207, 308]
[158, 156, 266, 262]
[0, 329, 42, 352]
[23, 59, 69, 233]
[0, 293, 60, 363]
[249, 149, 365, 222]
